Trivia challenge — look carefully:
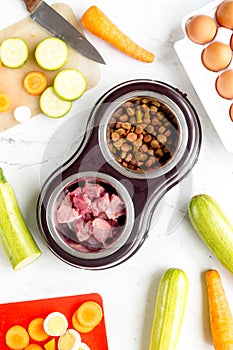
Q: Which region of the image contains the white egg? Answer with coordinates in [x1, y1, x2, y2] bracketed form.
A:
[58, 328, 82, 350]
[43, 311, 68, 337]
[78, 342, 91, 350]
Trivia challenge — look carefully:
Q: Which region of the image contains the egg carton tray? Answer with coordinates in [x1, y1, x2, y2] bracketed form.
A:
[174, 0, 233, 152]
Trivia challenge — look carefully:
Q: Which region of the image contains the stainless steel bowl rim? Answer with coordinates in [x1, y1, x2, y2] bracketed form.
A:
[98, 89, 188, 179]
[46, 171, 135, 260]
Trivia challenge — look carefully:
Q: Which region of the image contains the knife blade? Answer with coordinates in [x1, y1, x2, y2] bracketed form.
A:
[22, 0, 105, 64]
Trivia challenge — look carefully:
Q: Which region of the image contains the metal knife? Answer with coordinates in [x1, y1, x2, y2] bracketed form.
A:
[22, 0, 105, 64]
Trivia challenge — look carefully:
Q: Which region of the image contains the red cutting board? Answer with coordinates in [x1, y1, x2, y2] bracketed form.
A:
[0, 293, 108, 350]
[0, 3, 101, 132]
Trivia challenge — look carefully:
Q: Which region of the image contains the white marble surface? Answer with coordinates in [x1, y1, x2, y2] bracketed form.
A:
[1, 0, 233, 349]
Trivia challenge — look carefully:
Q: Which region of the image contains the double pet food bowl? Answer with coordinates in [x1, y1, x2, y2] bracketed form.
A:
[37, 79, 201, 269]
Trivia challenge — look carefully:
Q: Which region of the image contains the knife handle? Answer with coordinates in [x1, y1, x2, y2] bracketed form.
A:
[22, 0, 42, 13]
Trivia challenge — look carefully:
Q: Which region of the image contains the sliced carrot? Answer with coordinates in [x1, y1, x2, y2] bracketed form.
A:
[28, 318, 49, 342]
[5, 325, 30, 350]
[23, 71, 47, 95]
[24, 344, 43, 350]
[44, 338, 56, 350]
[77, 301, 103, 328]
[81, 6, 154, 63]
[72, 310, 94, 333]
[0, 92, 11, 112]
[206, 269, 233, 350]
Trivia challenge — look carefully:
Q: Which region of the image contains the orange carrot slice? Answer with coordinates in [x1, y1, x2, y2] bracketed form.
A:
[77, 301, 103, 328]
[23, 71, 47, 95]
[28, 318, 49, 342]
[72, 310, 94, 333]
[24, 344, 43, 350]
[0, 92, 11, 112]
[206, 269, 233, 350]
[5, 325, 30, 350]
[81, 6, 155, 63]
[44, 338, 56, 350]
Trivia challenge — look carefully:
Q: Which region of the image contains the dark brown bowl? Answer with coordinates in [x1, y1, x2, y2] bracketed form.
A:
[37, 79, 201, 269]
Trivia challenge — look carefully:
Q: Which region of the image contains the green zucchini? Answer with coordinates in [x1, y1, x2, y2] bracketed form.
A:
[40, 86, 72, 118]
[149, 268, 188, 350]
[35, 37, 68, 70]
[0, 37, 29, 68]
[54, 69, 87, 101]
[188, 194, 233, 273]
[0, 168, 41, 270]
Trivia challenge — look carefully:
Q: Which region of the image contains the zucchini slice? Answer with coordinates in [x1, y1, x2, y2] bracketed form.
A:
[54, 69, 87, 101]
[40, 86, 72, 118]
[0, 37, 29, 68]
[35, 37, 68, 70]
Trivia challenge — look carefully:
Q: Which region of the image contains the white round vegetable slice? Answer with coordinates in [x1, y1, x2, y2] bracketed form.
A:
[0, 37, 29, 68]
[54, 69, 87, 101]
[14, 106, 32, 123]
[40, 87, 72, 118]
[35, 37, 68, 70]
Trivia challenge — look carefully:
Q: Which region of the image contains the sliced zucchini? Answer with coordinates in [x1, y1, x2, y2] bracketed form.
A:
[54, 69, 87, 101]
[0, 37, 29, 68]
[35, 37, 68, 70]
[40, 87, 72, 118]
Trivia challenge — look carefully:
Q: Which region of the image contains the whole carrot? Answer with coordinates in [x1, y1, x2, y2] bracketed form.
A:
[206, 270, 233, 350]
[81, 6, 155, 63]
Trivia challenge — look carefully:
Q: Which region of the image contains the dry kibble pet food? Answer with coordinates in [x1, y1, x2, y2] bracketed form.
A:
[107, 96, 180, 173]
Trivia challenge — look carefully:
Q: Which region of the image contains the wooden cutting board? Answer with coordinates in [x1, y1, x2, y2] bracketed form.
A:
[0, 293, 108, 350]
[0, 3, 102, 132]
